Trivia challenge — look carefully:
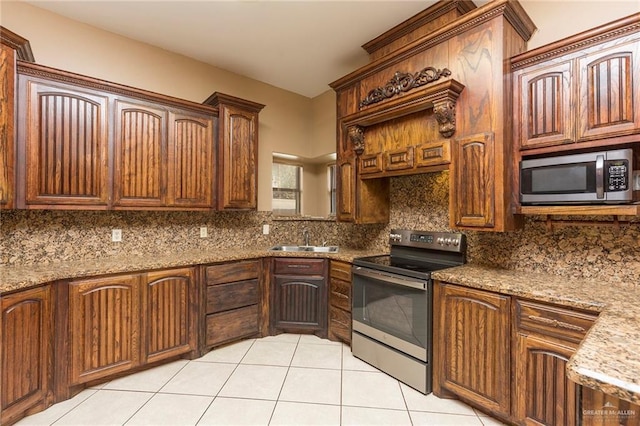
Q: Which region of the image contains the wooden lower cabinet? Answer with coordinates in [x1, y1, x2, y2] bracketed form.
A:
[0, 286, 52, 425]
[433, 281, 511, 419]
[203, 260, 261, 349]
[582, 387, 640, 426]
[143, 268, 196, 364]
[271, 258, 327, 336]
[328, 260, 351, 343]
[68, 274, 141, 385]
[68, 267, 196, 385]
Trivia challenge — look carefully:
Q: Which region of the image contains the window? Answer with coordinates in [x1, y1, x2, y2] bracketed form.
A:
[272, 162, 302, 215]
[328, 164, 337, 216]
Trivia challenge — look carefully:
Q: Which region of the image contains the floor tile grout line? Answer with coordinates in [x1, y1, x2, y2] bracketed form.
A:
[267, 333, 301, 425]
[48, 387, 100, 426]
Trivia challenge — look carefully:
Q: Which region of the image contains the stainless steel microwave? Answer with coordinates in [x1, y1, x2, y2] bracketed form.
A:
[520, 148, 638, 205]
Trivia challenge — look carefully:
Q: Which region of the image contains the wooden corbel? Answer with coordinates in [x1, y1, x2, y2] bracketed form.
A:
[348, 125, 365, 155]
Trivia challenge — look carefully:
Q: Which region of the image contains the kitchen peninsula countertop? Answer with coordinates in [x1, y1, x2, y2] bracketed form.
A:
[432, 264, 640, 406]
[0, 247, 380, 294]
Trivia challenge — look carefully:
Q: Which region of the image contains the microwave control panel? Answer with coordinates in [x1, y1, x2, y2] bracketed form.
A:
[606, 160, 629, 191]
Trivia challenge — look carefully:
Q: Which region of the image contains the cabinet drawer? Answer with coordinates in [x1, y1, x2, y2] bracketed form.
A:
[206, 260, 260, 285]
[206, 305, 259, 347]
[330, 305, 351, 328]
[329, 314, 351, 343]
[330, 261, 351, 282]
[516, 299, 597, 343]
[359, 153, 383, 174]
[330, 288, 350, 311]
[384, 147, 414, 171]
[206, 279, 259, 314]
[416, 140, 451, 167]
[273, 258, 325, 275]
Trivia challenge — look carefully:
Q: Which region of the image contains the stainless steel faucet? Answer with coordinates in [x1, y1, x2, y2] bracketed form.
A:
[302, 228, 310, 246]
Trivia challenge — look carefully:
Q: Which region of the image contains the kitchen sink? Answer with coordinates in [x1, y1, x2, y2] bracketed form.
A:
[269, 245, 339, 253]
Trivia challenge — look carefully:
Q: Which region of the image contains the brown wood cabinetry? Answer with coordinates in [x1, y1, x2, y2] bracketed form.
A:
[582, 387, 640, 426]
[204, 92, 265, 210]
[327, 260, 352, 344]
[0, 44, 16, 210]
[513, 14, 640, 152]
[433, 281, 511, 420]
[330, 1, 534, 230]
[0, 286, 52, 426]
[68, 274, 141, 384]
[513, 299, 597, 426]
[15, 62, 218, 211]
[271, 258, 327, 337]
[67, 267, 196, 385]
[203, 260, 262, 349]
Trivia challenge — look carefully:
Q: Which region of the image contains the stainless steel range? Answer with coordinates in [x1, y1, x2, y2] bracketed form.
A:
[351, 229, 467, 394]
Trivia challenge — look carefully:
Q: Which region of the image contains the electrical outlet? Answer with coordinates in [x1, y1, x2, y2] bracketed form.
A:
[200, 226, 208, 238]
[112, 229, 122, 242]
[262, 224, 270, 235]
[633, 171, 640, 191]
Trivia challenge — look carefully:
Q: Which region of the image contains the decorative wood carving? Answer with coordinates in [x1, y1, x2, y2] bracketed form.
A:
[347, 125, 365, 155]
[359, 67, 452, 108]
[433, 100, 456, 138]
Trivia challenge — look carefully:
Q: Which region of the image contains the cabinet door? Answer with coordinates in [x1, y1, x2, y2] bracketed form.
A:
[68, 275, 141, 385]
[434, 282, 511, 417]
[450, 133, 495, 229]
[514, 333, 579, 426]
[19, 77, 109, 207]
[218, 104, 257, 209]
[142, 268, 195, 364]
[337, 159, 356, 222]
[515, 61, 574, 149]
[167, 111, 215, 208]
[272, 275, 327, 332]
[578, 39, 640, 141]
[0, 45, 15, 209]
[328, 260, 352, 343]
[113, 100, 167, 207]
[1, 286, 51, 425]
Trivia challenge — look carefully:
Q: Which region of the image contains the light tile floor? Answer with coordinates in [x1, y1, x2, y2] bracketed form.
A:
[16, 334, 506, 426]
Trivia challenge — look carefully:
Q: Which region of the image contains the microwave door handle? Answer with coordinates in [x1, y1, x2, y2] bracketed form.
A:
[596, 155, 605, 199]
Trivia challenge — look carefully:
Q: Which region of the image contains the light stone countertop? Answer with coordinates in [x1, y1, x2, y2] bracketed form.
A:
[0, 247, 381, 294]
[2, 255, 638, 407]
[432, 264, 640, 406]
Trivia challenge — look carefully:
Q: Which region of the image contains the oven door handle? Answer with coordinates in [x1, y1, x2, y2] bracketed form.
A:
[353, 267, 427, 290]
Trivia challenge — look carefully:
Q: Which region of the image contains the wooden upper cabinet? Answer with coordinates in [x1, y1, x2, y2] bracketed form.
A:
[18, 76, 110, 208]
[167, 112, 215, 207]
[512, 14, 640, 152]
[0, 45, 15, 209]
[15, 61, 217, 211]
[68, 274, 141, 385]
[337, 160, 355, 222]
[578, 39, 640, 141]
[113, 100, 167, 207]
[1, 285, 52, 426]
[450, 132, 495, 229]
[515, 61, 574, 149]
[204, 92, 265, 210]
[142, 268, 195, 364]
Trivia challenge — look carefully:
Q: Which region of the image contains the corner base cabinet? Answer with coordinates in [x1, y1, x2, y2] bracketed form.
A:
[0, 286, 52, 426]
[328, 260, 352, 343]
[271, 258, 327, 337]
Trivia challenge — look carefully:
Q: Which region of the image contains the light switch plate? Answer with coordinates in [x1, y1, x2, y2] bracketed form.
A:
[200, 226, 208, 238]
[262, 224, 270, 235]
[112, 229, 122, 242]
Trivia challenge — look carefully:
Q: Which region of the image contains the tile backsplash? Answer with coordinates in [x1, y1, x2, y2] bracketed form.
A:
[2, 172, 638, 283]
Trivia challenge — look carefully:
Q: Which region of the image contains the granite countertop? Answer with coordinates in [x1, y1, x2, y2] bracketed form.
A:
[2, 255, 638, 406]
[0, 247, 380, 294]
[432, 264, 640, 406]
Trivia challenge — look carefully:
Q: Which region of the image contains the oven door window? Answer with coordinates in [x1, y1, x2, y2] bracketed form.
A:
[352, 271, 429, 349]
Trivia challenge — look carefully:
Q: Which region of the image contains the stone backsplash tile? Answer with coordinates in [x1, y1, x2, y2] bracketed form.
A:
[1, 171, 638, 284]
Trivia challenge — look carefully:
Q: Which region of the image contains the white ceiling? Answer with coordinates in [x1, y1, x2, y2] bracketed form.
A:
[21, 0, 640, 98]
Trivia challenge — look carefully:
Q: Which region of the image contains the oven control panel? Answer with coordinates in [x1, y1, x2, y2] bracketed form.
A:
[389, 229, 466, 252]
